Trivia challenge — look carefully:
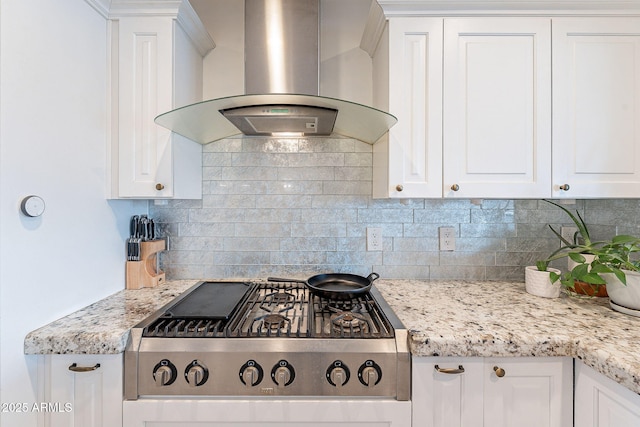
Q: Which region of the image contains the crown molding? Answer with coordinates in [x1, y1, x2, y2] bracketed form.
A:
[84, 0, 111, 18]
[176, 1, 215, 56]
[360, 1, 387, 58]
[84, 0, 214, 56]
[377, 0, 640, 15]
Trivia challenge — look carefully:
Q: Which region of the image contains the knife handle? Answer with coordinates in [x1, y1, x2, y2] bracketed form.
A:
[130, 215, 139, 237]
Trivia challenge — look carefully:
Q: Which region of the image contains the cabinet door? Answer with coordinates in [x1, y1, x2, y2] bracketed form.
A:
[443, 18, 552, 198]
[412, 357, 483, 427]
[384, 17, 443, 198]
[483, 358, 572, 427]
[575, 361, 640, 427]
[114, 17, 175, 198]
[110, 17, 203, 199]
[45, 354, 123, 427]
[552, 18, 640, 198]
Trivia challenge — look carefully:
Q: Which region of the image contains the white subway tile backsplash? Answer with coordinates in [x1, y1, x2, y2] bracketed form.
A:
[277, 167, 335, 181]
[254, 194, 314, 209]
[223, 237, 280, 251]
[291, 222, 348, 238]
[322, 181, 371, 195]
[177, 222, 235, 237]
[150, 136, 637, 281]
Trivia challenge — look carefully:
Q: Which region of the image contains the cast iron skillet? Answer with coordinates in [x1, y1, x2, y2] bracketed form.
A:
[267, 272, 380, 300]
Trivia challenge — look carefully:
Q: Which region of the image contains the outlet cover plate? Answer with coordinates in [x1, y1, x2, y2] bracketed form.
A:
[439, 227, 456, 251]
[367, 227, 383, 251]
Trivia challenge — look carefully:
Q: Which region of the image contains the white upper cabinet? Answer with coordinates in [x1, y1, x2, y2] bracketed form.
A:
[443, 18, 552, 199]
[374, 12, 640, 199]
[374, 17, 552, 199]
[373, 17, 444, 198]
[552, 18, 640, 199]
[108, 1, 213, 199]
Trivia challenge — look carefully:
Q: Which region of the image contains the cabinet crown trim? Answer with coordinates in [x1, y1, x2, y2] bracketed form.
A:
[84, 0, 215, 56]
[379, 0, 640, 15]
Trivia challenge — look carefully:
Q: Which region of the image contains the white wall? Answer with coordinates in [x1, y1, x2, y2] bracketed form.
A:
[0, 0, 144, 425]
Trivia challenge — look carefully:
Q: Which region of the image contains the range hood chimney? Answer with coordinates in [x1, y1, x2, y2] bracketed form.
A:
[154, 0, 396, 145]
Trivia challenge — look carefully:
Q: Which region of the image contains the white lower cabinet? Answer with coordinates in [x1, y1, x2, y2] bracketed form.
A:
[41, 354, 123, 427]
[412, 356, 572, 427]
[575, 360, 640, 427]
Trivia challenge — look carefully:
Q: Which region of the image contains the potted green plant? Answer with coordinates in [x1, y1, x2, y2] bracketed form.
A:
[524, 260, 562, 298]
[541, 200, 608, 296]
[541, 200, 640, 313]
[571, 235, 640, 313]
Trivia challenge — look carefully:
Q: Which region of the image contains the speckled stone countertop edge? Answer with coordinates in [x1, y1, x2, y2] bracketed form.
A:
[24, 279, 640, 395]
[373, 280, 640, 395]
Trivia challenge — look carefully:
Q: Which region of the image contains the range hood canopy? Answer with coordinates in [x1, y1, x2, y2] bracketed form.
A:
[154, 0, 396, 145]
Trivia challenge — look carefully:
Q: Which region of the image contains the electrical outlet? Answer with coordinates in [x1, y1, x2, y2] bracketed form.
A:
[367, 227, 383, 251]
[439, 227, 456, 251]
[561, 226, 579, 245]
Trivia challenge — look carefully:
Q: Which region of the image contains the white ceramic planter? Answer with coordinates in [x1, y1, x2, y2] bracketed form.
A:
[602, 270, 640, 312]
[525, 266, 562, 298]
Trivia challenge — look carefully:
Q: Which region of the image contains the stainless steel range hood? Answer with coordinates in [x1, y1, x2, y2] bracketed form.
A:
[154, 0, 396, 145]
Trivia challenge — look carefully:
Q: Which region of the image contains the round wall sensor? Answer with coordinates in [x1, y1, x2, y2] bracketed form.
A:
[20, 195, 46, 217]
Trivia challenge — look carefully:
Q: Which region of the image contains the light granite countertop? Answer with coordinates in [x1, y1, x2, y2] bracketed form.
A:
[25, 279, 640, 394]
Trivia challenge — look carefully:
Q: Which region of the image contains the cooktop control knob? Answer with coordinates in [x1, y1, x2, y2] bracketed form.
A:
[239, 360, 263, 387]
[271, 360, 295, 387]
[184, 360, 209, 387]
[153, 359, 177, 387]
[358, 360, 382, 387]
[326, 360, 350, 387]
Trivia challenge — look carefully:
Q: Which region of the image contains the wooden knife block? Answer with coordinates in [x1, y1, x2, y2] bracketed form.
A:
[126, 239, 166, 290]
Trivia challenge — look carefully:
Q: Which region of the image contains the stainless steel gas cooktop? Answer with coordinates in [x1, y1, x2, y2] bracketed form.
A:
[125, 280, 410, 400]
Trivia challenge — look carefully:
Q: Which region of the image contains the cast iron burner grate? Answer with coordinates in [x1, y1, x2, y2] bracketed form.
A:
[142, 281, 394, 339]
[144, 317, 227, 338]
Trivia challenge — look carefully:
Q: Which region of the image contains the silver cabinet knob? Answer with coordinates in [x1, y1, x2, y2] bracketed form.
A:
[559, 184, 570, 191]
[451, 184, 460, 191]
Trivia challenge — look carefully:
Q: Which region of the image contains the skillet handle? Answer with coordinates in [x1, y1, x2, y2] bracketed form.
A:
[367, 272, 380, 282]
[267, 277, 307, 284]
